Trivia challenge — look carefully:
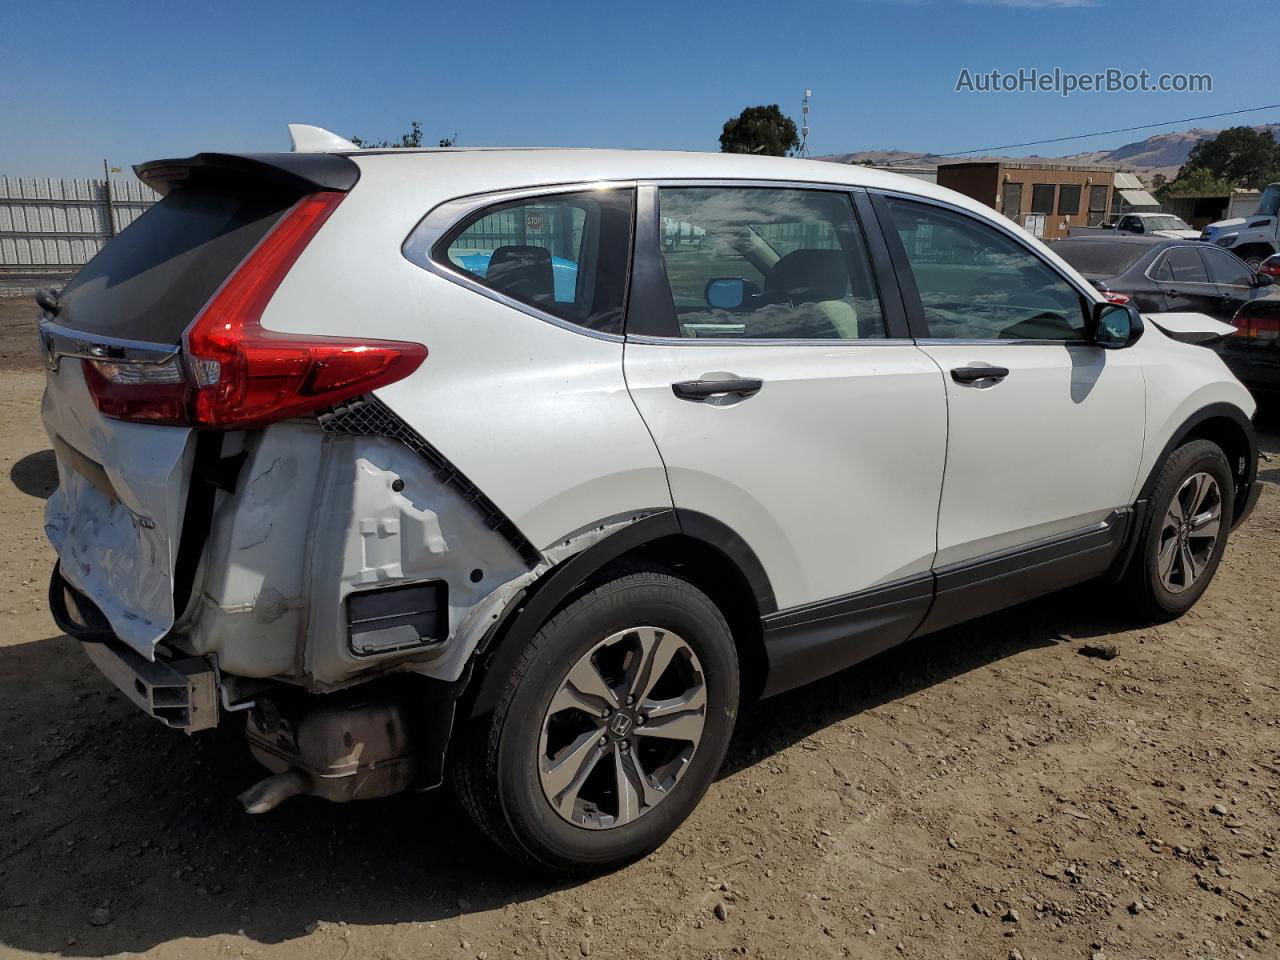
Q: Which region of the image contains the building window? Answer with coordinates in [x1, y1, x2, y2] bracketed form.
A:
[1088, 185, 1109, 227]
[1030, 184, 1056, 215]
[1057, 184, 1082, 217]
[1001, 182, 1023, 221]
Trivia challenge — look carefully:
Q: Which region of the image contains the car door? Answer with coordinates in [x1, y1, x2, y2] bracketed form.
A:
[870, 192, 1147, 632]
[1151, 245, 1220, 315]
[623, 184, 948, 692]
[1200, 245, 1261, 319]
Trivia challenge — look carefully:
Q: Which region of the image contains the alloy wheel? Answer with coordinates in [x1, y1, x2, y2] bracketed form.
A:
[538, 626, 707, 830]
[1157, 471, 1222, 594]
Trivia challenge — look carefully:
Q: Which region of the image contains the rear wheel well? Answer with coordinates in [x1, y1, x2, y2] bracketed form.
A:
[586, 536, 768, 702]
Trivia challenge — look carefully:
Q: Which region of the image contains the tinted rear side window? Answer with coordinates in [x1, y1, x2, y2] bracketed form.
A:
[1161, 246, 1208, 283]
[1052, 240, 1149, 277]
[55, 184, 298, 343]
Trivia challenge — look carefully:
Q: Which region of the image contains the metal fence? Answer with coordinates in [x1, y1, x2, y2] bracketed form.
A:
[0, 175, 158, 296]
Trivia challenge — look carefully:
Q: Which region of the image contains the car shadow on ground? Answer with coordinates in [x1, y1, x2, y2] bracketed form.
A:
[9, 448, 57, 499]
[0, 586, 1141, 957]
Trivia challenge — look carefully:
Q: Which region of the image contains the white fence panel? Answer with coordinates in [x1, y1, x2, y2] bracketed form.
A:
[0, 174, 159, 295]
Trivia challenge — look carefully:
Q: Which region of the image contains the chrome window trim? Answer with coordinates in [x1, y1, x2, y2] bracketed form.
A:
[638, 179, 896, 345]
[626, 334, 916, 347]
[912, 338, 1099, 348]
[37, 319, 179, 372]
[402, 180, 638, 344]
[1144, 245, 1215, 285]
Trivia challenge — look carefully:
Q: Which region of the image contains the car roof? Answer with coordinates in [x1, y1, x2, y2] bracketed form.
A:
[343, 146, 967, 202]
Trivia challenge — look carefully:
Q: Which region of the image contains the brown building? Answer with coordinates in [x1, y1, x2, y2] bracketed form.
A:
[936, 161, 1117, 241]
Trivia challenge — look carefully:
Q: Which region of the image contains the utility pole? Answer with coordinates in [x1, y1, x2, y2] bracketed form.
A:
[102, 158, 116, 238]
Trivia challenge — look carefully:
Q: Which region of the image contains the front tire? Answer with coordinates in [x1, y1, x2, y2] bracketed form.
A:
[1125, 439, 1233, 621]
[452, 570, 739, 875]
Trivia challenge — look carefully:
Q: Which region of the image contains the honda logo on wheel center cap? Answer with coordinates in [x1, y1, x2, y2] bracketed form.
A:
[608, 712, 633, 738]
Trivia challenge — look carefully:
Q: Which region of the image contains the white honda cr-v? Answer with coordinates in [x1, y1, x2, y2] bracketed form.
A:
[36, 125, 1261, 874]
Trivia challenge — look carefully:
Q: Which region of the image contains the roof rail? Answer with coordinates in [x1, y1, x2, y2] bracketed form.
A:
[288, 124, 358, 153]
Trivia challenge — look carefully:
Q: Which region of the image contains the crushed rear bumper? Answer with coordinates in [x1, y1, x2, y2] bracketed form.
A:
[81, 640, 219, 733]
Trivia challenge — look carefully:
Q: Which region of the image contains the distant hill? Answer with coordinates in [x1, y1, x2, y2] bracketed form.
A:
[819, 123, 1280, 183]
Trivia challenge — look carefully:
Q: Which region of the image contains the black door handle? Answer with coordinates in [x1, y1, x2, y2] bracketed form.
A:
[950, 365, 1010, 384]
[672, 377, 763, 400]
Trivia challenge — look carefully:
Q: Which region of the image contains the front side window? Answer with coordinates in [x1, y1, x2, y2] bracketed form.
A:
[654, 187, 886, 340]
[1201, 247, 1253, 286]
[887, 197, 1088, 341]
[436, 188, 634, 334]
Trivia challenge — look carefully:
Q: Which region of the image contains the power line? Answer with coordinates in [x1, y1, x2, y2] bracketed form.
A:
[875, 102, 1280, 166]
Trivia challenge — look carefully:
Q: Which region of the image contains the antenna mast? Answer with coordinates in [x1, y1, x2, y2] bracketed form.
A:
[799, 89, 812, 157]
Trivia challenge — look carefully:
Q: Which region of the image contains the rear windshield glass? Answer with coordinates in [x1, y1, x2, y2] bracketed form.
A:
[55, 183, 298, 344]
[1052, 240, 1148, 277]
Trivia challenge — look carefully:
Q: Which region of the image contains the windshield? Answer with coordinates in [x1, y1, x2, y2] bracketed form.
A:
[1143, 215, 1192, 231]
[1052, 240, 1149, 276]
[1258, 184, 1280, 218]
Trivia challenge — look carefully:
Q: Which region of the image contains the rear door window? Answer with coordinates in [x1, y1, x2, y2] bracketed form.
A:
[1161, 246, 1209, 283]
[436, 189, 634, 335]
[54, 184, 299, 344]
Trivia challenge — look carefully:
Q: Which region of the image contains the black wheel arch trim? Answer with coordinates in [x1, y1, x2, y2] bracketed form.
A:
[463, 508, 776, 719]
[1140, 402, 1258, 529]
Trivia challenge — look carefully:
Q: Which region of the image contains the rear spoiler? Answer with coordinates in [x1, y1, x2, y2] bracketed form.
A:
[134, 152, 361, 197]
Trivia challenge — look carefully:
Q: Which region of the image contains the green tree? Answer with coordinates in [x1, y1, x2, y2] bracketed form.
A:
[1174, 126, 1280, 189]
[719, 105, 799, 157]
[349, 121, 424, 148]
[1161, 165, 1237, 199]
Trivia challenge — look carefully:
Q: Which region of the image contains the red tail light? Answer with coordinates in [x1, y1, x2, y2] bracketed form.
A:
[1231, 308, 1280, 338]
[1102, 291, 1131, 305]
[84, 191, 426, 429]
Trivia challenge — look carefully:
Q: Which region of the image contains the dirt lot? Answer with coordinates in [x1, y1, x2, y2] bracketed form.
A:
[1, 295, 1278, 960]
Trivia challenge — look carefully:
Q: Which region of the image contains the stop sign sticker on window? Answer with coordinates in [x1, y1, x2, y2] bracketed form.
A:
[526, 214, 543, 231]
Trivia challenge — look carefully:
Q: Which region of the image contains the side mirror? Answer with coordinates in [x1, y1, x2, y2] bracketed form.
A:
[705, 277, 747, 310]
[1254, 272, 1274, 287]
[1093, 302, 1144, 349]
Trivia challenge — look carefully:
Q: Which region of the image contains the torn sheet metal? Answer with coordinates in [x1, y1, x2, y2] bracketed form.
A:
[41, 365, 195, 658]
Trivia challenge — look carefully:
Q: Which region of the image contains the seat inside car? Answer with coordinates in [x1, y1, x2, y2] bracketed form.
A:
[761, 249, 860, 337]
[486, 245, 555, 305]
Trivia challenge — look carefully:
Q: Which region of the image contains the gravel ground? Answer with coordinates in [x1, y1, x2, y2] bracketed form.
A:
[1, 296, 1278, 960]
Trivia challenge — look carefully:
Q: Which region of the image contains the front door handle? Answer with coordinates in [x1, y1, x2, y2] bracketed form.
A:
[671, 377, 763, 400]
[950, 365, 1010, 384]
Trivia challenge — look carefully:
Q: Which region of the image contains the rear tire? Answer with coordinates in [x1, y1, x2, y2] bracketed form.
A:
[452, 570, 739, 875]
[1124, 439, 1233, 621]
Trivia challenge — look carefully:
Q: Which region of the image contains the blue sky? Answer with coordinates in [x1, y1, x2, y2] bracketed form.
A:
[1, 0, 1274, 176]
